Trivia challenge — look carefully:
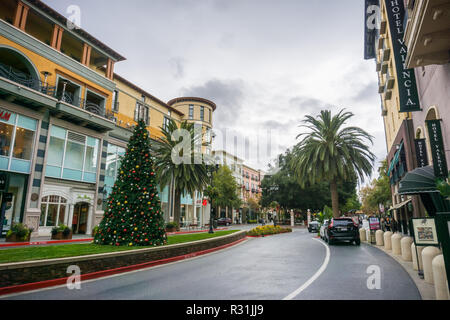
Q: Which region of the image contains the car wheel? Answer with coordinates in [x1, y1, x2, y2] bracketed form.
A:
[355, 239, 361, 246]
[328, 239, 334, 245]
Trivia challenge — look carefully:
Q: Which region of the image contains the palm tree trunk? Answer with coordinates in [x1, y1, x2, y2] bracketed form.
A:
[174, 189, 181, 226]
[330, 179, 340, 218]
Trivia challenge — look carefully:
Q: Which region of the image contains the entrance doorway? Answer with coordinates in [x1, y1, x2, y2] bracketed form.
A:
[72, 202, 89, 234]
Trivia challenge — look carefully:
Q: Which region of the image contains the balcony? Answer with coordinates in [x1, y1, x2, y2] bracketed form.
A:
[404, 0, 450, 68]
[384, 68, 395, 91]
[0, 62, 115, 132]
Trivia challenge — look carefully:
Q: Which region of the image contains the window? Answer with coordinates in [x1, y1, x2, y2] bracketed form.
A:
[46, 126, 99, 183]
[189, 105, 194, 120]
[141, 95, 146, 103]
[40, 195, 68, 227]
[163, 117, 171, 131]
[0, 110, 37, 173]
[209, 109, 212, 123]
[200, 106, 204, 121]
[135, 102, 149, 125]
[112, 90, 119, 112]
[104, 143, 126, 196]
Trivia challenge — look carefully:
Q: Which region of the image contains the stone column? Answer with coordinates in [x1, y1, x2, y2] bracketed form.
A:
[422, 246, 441, 284]
[400, 237, 413, 261]
[376, 230, 384, 246]
[384, 231, 393, 250]
[392, 233, 403, 255]
[432, 255, 450, 300]
[411, 243, 425, 271]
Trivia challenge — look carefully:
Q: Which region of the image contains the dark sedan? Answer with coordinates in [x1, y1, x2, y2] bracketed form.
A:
[308, 221, 320, 233]
[217, 217, 232, 226]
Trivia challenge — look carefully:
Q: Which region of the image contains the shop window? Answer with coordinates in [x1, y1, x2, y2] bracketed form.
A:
[46, 125, 99, 183]
[40, 195, 68, 227]
[0, 111, 37, 173]
[104, 143, 126, 197]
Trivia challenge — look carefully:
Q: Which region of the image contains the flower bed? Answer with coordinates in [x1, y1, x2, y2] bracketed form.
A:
[246, 225, 292, 237]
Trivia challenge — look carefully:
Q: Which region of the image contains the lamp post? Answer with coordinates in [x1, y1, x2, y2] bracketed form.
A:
[206, 164, 219, 234]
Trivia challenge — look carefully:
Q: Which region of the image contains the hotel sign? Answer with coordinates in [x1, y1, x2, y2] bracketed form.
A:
[426, 120, 448, 179]
[384, 0, 421, 112]
[414, 139, 429, 168]
[364, 0, 380, 60]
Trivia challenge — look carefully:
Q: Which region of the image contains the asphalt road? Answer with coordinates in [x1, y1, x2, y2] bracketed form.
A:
[3, 228, 421, 300]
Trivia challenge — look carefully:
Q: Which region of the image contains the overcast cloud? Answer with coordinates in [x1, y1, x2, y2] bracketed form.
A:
[46, 0, 387, 183]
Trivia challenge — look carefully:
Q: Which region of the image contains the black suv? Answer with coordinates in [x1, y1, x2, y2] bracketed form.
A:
[325, 218, 360, 245]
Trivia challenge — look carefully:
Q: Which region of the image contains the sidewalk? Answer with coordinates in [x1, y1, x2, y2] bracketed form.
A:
[367, 242, 436, 300]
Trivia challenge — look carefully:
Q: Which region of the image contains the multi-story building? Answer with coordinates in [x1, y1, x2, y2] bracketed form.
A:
[365, 0, 450, 235]
[0, 0, 216, 236]
[212, 150, 244, 222]
[365, 0, 425, 234]
[242, 164, 262, 221]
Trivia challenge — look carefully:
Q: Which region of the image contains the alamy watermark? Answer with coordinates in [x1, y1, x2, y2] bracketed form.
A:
[66, 5, 81, 30]
[366, 265, 381, 290]
[66, 265, 81, 290]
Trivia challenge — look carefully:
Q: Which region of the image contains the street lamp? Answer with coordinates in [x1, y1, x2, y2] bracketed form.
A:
[206, 163, 220, 234]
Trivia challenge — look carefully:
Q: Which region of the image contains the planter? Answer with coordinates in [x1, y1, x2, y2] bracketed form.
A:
[5, 233, 31, 243]
[51, 231, 73, 240]
[165, 227, 176, 233]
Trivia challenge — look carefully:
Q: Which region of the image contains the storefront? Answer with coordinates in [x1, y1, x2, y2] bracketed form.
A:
[38, 122, 103, 236]
[0, 107, 38, 235]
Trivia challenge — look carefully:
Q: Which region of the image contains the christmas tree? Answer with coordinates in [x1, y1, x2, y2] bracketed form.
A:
[94, 120, 167, 247]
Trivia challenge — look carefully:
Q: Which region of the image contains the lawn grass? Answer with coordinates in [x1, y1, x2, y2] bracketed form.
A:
[0, 230, 239, 264]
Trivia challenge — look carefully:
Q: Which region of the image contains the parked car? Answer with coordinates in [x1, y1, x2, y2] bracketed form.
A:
[308, 221, 320, 233]
[320, 220, 329, 239]
[324, 218, 360, 245]
[217, 217, 232, 226]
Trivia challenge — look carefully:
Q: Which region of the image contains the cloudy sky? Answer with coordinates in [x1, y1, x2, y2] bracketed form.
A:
[46, 0, 387, 181]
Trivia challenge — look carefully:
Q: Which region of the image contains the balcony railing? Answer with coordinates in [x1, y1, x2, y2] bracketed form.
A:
[0, 62, 112, 121]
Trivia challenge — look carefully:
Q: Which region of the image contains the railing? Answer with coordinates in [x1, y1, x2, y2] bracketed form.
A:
[0, 62, 56, 96]
[0, 62, 109, 120]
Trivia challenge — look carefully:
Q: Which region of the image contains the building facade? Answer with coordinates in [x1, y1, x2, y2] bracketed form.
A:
[365, 0, 450, 234]
[0, 0, 216, 236]
[212, 150, 244, 222]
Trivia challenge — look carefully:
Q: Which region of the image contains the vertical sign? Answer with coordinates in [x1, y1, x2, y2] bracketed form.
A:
[426, 120, 448, 179]
[414, 139, 429, 167]
[364, 0, 380, 60]
[384, 0, 421, 112]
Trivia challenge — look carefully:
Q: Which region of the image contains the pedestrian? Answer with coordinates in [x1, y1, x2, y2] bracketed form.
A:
[385, 217, 391, 232]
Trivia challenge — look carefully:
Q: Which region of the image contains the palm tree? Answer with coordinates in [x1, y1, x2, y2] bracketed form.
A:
[152, 119, 210, 225]
[290, 109, 375, 218]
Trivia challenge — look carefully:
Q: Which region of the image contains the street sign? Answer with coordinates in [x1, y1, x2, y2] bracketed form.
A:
[202, 199, 208, 207]
[410, 218, 439, 247]
[369, 217, 380, 230]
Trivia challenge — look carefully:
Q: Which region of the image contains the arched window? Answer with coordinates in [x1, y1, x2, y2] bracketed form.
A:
[40, 195, 68, 227]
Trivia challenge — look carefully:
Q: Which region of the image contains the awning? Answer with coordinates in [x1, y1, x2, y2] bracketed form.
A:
[398, 166, 450, 214]
[398, 166, 440, 195]
[387, 142, 403, 177]
[392, 198, 411, 210]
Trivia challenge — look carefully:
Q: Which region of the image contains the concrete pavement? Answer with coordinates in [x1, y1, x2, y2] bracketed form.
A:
[2, 228, 421, 300]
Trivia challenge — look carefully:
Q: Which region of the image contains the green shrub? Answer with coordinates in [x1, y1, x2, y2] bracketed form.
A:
[166, 222, 179, 230]
[7, 223, 32, 240]
[51, 224, 71, 235]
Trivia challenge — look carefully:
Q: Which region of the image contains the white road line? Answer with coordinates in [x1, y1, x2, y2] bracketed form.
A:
[282, 238, 330, 300]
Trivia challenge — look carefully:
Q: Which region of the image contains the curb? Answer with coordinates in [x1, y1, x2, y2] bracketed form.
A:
[0, 229, 230, 248]
[365, 241, 436, 300]
[0, 237, 247, 296]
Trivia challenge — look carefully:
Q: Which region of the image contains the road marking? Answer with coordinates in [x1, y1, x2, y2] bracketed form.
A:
[282, 238, 330, 300]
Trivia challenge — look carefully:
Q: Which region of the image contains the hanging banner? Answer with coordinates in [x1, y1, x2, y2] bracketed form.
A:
[414, 139, 429, 168]
[364, 0, 380, 60]
[384, 0, 421, 112]
[426, 120, 448, 179]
